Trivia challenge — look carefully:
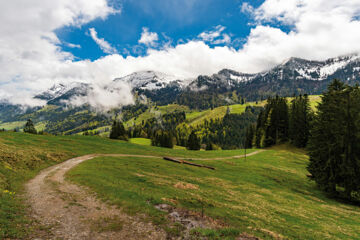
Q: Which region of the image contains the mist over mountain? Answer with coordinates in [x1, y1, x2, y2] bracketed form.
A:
[3, 53, 360, 110]
[1, 53, 360, 134]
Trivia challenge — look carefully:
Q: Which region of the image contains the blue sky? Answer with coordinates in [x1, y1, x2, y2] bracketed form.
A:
[2, 0, 360, 106]
[57, 0, 265, 60]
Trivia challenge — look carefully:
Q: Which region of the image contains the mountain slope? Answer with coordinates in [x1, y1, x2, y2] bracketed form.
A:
[1, 54, 360, 134]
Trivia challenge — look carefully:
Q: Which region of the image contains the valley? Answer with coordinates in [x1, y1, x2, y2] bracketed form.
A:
[2, 1, 360, 239]
[0, 55, 358, 240]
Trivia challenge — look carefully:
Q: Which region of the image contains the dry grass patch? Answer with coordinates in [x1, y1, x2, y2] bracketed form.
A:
[174, 182, 199, 190]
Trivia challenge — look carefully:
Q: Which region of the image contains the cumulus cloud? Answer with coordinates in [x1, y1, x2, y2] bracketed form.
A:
[89, 28, 117, 54]
[1, 0, 360, 108]
[0, 0, 117, 106]
[138, 27, 159, 47]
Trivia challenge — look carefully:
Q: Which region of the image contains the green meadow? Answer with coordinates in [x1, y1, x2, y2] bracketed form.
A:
[0, 132, 251, 238]
[67, 145, 360, 240]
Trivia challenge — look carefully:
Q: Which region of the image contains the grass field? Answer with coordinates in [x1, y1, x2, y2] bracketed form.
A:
[0, 121, 26, 130]
[130, 137, 188, 150]
[67, 145, 360, 240]
[0, 132, 253, 239]
[129, 137, 152, 145]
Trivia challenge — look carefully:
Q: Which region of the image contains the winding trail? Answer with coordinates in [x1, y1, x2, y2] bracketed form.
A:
[25, 151, 264, 239]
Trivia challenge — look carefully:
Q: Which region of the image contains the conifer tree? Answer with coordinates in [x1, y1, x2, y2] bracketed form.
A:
[23, 119, 37, 134]
[245, 124, 255, 148]
[308, 80, 360, 200]
[187, 131, 201, 150]
[289, 94, 311, 147]
[110, 120, 127, 140]
[109, 120, 118, 139]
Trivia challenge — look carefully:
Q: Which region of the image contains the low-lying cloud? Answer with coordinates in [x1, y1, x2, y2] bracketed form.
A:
[65, 82, 134, 111]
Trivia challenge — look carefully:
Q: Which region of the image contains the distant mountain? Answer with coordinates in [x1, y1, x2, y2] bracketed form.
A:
[31, 54, 360, 107]
[35, 82, 90, 105]
[112, 70, 188, 90]
[185, 54, 360, 101]
[1, 53, 360, 132]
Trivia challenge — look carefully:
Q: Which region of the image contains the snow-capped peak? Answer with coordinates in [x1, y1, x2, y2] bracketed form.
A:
[35, 82, 88, 101]
[113, 71, 185, 90]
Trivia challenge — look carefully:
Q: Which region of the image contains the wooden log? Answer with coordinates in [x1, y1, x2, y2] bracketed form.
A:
[163, 156, 182, 163]
[163, 157, 215, 170]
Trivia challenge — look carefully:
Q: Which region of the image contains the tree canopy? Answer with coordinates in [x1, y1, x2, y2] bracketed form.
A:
[307, 80, 360, 201]
[23, 119, 37, 134]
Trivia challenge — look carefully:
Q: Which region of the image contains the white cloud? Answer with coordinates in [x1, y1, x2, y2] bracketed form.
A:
[89, 28, 117, 54]
[213, 34, 231, 45]
[0, 0, 117, 106]
[66, 82, 134, 111]
[240, 2, 254, 15]
[66, 43, 81, 49]
[1, 0, 360, 108]
[198, 25, 231, 45]
[138, 27, 159, 47]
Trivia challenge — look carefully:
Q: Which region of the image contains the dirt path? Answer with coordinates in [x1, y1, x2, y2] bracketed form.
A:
[25, 154, 166, 240]
[25, 151, 264, 239]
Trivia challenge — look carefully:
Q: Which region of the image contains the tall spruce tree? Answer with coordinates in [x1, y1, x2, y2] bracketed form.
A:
[187, 131, 201, 150]
[255, 96, 289, 147]
[289, 94, 311, 148]
[23, 119, 37, 134]
[151, 130, 174, 148]
[255, 109, 265, 148]
[245, 124, 255, 148]
[109, 120, 127, 140]
[308, 80, 360, 201]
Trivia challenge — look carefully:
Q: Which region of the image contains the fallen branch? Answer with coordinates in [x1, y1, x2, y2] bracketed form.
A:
[163, 157, 215, 170]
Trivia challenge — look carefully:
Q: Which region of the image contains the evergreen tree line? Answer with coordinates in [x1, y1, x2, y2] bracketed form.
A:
[109, 119, 128, 140]
[254, 80, 360, 202]
[130, 111, 186, 148]
[195, 106, 262, 150]
[254, 95, 311, 148]
[307, 80, 360, 202]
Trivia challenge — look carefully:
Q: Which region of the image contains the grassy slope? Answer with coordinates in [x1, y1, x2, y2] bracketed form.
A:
[0, 121, 26, 130]
[67, 145, 360, 240]
[0, 132, 253, 238]
[77, 95, 321, 135]
[125, 95, 320, 128]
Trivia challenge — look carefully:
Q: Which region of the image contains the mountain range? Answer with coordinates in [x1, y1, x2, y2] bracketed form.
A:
[31, 53, 360, 107]
[1, 54, 360, 133]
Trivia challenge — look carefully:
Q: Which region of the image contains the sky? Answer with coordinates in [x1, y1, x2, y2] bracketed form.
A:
[1, 0, 360, 107]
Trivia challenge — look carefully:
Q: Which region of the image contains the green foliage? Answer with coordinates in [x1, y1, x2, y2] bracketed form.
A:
[245, 124, 255, 148]
[289, 95, 312, 148]
[130, 111, 186, 142]
[187, 131, 200, 150]
[151, 130, 174, 148]
[255, 96, 289, 147]
[197, 106, 262, 150]
[307, 80, 360, 201]
[109, 120, 127, 140]
[23, 119, 37, 134]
